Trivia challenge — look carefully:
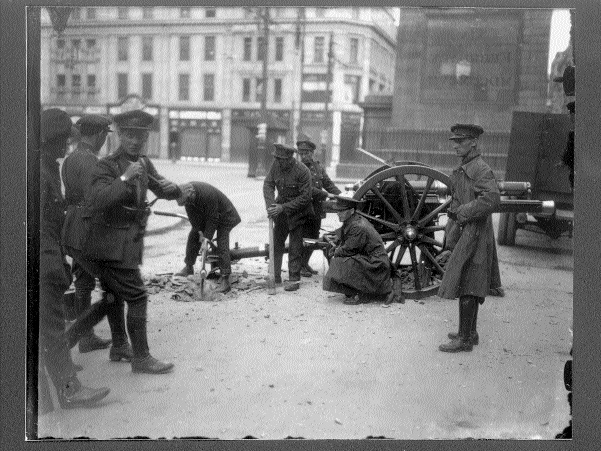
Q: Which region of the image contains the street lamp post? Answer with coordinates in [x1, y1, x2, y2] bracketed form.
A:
[255, 7, 271, 178]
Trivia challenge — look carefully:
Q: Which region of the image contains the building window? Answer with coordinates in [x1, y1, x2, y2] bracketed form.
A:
[180, 7, 191, 18]
[205, 8, 216, 18]
[72, 74, 81, 90]
[205, 36, 216, 61]
[72, 39, 81, 50]
[117, 37, 128, 61]
[56, 74, 66, 88]
[313, 36, 324, 63]
[56, 39, 65, 49]
[142, 7, 153, 19]
[242, 78, 251, 102]
[257, 37, 265, 61]
[142, 36, 153, 61]
[86, 8, 96, 20]
[142, 73, 153, 100]
[117, 73, 128, 99]
[344, 74, 361, 104]
[274, 78, 282, 103]
[87, 74, 96, 90]
[349, 38, 359, 65]
[117, 7, 128, 20]
[86, 39, 96, 49]
[179, 73, 190, 101]
[243, 37, 252, 61]
[203, 74, 215, 101]
[179, 36, 190, 61]
[315, 8, 326, 18]
[255, 78, 263, 102]
[71, 8, 81, 20]
[275, 37, 284, 61]
[352, 8, 360, 20]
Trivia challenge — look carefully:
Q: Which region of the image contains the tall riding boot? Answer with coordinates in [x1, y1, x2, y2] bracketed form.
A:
[447, 297, 464, 340]
[273, 252, 283, 284]
[76, 290, 112, 353]
[448, 299, 480, 345]
[214, 274, 231, 293]
[127, 314, 174, 374]
[107, 299, 133, 362]
[65, 298, 111, 349]
[439, 296, 475, 353]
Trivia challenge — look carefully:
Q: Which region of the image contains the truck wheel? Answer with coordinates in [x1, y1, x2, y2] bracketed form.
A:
[498, 213, 517, 246]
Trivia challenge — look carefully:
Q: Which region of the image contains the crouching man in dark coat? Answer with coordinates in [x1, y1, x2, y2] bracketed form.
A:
[174, 182, 242, 293]
[438, 124, 501, 353]
[323, 196, 392, 305]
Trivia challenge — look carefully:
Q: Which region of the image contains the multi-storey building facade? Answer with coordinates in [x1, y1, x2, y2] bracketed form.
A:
[41, 6, 397, 171]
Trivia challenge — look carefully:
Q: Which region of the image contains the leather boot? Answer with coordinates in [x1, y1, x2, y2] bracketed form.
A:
[65, 300, 110, 349]
[75, 290, 111, 352]
[57, 376, 110, 409]
[175, 265, 194, 276]
[128, 315, 174, 374]
[439, 296, 475, 353]
[214, 275, 231, 293]
[448, 300, 480, 345]
[106, 298, 131, 360]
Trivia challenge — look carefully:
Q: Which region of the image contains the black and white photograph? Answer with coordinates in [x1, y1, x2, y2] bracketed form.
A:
[20, 2, 582, 442]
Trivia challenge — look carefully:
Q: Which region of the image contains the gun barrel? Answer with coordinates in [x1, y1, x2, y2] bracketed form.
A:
[498, 199, 555, 215]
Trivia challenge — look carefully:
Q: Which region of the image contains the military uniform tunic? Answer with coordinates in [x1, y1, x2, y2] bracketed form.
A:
[438, 154, 501, 300]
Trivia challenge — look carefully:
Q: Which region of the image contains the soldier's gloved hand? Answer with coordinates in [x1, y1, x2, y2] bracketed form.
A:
[122, 161, 143, 181]
[267, 204, 284, 218]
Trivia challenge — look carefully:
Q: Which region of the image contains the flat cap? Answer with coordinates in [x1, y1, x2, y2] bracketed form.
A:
[330, 195, 363, 211]
[296, 133, 316, 151]
[41, 108, 73, 143]
[449, 124, 484, 141]
[272, 143, 296, 158]
[566, 101, 575, 113]
[113, 109, 154, 130]
[76, 114, 112, 136]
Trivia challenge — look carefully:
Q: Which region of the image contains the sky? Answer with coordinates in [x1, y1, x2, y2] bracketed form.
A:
[548, 9, 572, 75]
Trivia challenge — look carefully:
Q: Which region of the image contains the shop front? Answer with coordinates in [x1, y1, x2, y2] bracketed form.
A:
[230, 109, 290, 164]
[168, 109, 223, 162]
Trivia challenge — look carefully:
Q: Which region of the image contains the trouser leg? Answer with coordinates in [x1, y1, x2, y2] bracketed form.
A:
[184, 227, 201, 267]
[106, 297, 128, 348]
[73, 266, 97, 338]
[273, 216, 288, 281]
[216, 227, 232, 276]
[127, 301, 150, 359]
[287, 225, 305, 281]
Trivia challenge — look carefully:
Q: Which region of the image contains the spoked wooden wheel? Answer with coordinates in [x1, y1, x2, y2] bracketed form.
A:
[352, 165, 452, 299]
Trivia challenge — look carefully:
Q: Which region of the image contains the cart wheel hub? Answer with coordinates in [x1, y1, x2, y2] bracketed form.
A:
[403, 226, 418, 242]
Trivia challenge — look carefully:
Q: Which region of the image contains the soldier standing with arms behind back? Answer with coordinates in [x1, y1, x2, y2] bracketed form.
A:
[438, 124, 501, 353]
[64, 110, 180, 374]
[39, 108, 110, 408]
[296, 133, 341, 277]
[263, 143, 314, 292]
[61, 115, 126, 357]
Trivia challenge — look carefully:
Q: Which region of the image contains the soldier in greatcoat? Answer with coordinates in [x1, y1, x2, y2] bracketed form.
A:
[438, 124, 501, 353]
[263, 143, 314, 291]
[323, 196, 393, 305]
[174, 181, 242, 293]
[39, 108, 110, 408]
[61, 115, 127, 357]
[296, 133, 341, 277]
[63, 110, 180, 374]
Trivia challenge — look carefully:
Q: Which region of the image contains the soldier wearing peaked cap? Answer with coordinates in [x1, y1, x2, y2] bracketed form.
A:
[38, 108, 110, 409]
[438, 124, 501, 353]
[64, 109, 180, 375]
[61, 114, 130, 360]
[323, 195, 393, 305]
[296, 133, 341, 277]
[263, 143, 314, 291]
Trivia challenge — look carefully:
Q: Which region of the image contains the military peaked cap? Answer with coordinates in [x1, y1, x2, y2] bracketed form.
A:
[296, 133, 316, 151]
[41, 108, 73, 143]
[566, 101, 575, 113]
[113, 109, 154, 130]
[449, 124, 484, 141]
[76, 114, 112, 136]
[272, 143, 296, 158]
[330, 195, 363, 211]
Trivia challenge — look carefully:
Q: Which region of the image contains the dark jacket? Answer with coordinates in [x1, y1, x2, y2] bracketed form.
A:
[562, 130, 574, 188]
[40, 156, 71, 290]
[185, 182, 241, 237]
[80, 149, 176, 268]
[61, 144, 98, 252]
[323, 213, 392, 295]
[303, 159, 341, 218]
[263, 159, 314, 230]
[438, 154, 501, 299]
